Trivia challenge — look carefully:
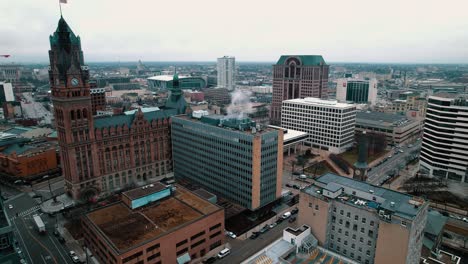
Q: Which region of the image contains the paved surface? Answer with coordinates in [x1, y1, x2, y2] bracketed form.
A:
[21, 93, 53, 125]
[217, 219, 298, 264]
[4, 193, 75, 264]
[367, 142, 421, 185]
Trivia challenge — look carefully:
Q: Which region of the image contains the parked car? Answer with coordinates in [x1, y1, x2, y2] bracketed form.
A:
[217, 248, 230, 258]
[292, 172, 301, 176]
[260, 225, 270, 233]
[250, 233, 259, 239]
[286, 183, 293, 188]
[69, 251, 80, 263]
[282, 212, 291, 219]
[289, 216, 297, 223]
[291, 208, 299, 215]
[203, 257, 217, 264]
[58, 236, 65, 243]
[225, 231, 236, 239]
[269, 222, 277, 228]
[292, 185, 300, 189]
[276, 218, 284, 224]
[8, 204, 13, 209]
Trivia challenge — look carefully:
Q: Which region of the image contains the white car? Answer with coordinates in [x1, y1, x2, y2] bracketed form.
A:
[225, 231, 236, 239]
[8, 205, 13, 209]
[463, 217, 468, 223]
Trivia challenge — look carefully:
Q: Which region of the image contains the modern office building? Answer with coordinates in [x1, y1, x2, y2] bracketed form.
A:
[299, 173, 428, 264]
[281, 98, 356, 154]
[83, 184, 225, 264]
[48, 16, 186, 200]
[217, 56, 236, 90]
[270, 55, 329, 125]
[336, 78, 377, 105]
[147, 75, 207, 91]
[420, 94, 468, 183]
[0, 82, 14, 104]
[355, 111, 420, 146]
[202, 88, 231, 105]
[172, 114, 283, 210]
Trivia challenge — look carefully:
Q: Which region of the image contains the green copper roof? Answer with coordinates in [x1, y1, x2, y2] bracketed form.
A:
[424, 210, 447, 236]
[2, 144, 34, 155]
[276, 55, 326, 66]
[94, 109, 178, 129]
[49, 16, 81, 46]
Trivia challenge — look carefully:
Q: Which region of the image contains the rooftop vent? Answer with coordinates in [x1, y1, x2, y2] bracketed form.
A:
[369, 190, 374, 194]
[390, 202, 395, 207]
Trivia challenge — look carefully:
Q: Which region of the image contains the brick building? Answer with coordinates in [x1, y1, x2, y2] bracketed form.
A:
[0, 141, 58, 178]
[270, 55, 329, 125]
[82, 184, 225, 264]
[48, 17, 186, 200]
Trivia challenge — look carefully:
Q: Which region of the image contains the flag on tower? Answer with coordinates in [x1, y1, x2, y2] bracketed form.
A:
[60, 0, 67, 3]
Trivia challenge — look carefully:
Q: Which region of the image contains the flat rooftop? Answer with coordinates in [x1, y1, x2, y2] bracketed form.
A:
[283, 97, 355, 109]
[122, 182, 168, 200]
[268, 126, 308, 143]
[356, 111, 416, 128]
[303, 173, 425, 220]
[147, 75, 190, 81]
[86, 185, 221, 253]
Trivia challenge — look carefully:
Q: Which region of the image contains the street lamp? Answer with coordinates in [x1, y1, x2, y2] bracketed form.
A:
[43, 175, 56, 202]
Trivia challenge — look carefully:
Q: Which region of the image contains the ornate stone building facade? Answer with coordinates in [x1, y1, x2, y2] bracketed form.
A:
[49, 17, 185, 200]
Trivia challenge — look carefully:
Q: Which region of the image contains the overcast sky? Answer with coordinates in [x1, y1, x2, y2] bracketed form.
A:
[1, 0, 468, 63]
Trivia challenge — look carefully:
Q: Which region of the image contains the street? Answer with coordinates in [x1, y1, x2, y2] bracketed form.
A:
[367, 142, 421, 185]
[217, 219, 297, 264]
[4, 193, 75, 264]
[20, 92, 53, 125]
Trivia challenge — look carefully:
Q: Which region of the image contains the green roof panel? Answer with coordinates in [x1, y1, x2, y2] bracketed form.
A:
[276, 55, 326, 66]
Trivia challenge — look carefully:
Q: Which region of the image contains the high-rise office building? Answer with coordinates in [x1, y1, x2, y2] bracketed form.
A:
[336, 78, 378, 105]
[48, 16, 186, 200]
[172, 114, 283, 210]
[270, 55, 329, 125]
[0, 82, 14, 103]
[217, 56, 235, 90]
[420, 94, 468, 182]
[281, 98, 356, 154]
[299, 173, 428, 264]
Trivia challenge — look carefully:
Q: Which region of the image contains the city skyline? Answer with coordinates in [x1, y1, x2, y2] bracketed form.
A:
[1, 0, 468, 63]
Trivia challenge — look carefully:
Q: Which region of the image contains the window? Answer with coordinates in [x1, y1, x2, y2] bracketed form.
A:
[366, 250, 371, 256]
[337, 246, 340, 252]
[360, 237, 364, 243]
[191, 231, 206, 241]
[331, 234, 334, 240]
[360, 227, 365, 233]
[401, 221, 407, 227]
[176, 247, 188, 256]
[362, 218, 366, 224]
[191, 239, 206, 249]
[209, 223, 222, 231]
[344, 240, 348, 245]
[358, 256, 362, 262]
[343, 249, 347, 255]
[338, 228, 342, 234]
[210, 231, 222, 239]
[359, 247, 362, 252]
[355, 215, 359, 221]
[351, 243, 355, 249]
[315, 205, 319, 210]
[340, 210, 344, 215]
[345, 221, 350, 228]
[352, 234, 356, 240]
[339, 219, 343, 225]
[333, 207, 336, 213]
[176, 239, 188, 247]
[347, 212, 351, 218]
[368, 230, 374, 238]
[146, 243, 160, 252]
[370, 221, 375, 226]
[309, 202, 313, 208]
[337, 237, 341, 243]
[350, 252, 354, 258]
[345, 231, 349, 236]
[353, 224, 357, 231]
[367, 240, 371, 246]
[330, 243, 334, 249]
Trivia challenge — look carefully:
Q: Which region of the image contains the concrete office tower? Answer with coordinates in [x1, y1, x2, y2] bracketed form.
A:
[420, 94, 468, 182]
[217, 56, 235, 90]
[270, 55, 329, 125]
[299, 173, 428, 264]
[0, 82, 14, 103]
[281, 98, 356, 154]
[336, 78, 378, 105]
[172, 115, 283, 210]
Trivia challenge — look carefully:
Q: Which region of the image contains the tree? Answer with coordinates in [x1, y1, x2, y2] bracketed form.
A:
[296, 155, 308, 173]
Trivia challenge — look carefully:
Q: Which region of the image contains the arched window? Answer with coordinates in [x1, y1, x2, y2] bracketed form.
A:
[83, 108, 88, 119]
[76, 109, 81, 119]
[70, 110, 75, 120]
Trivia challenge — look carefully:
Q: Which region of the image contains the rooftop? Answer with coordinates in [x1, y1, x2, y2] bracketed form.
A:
[267, 126, 308, 143]
[303, 173, 426, 220]
[122, 182, 168, 200]
[147, 75, 190, 81]
[123, 107, 160, 115]
[276, 55, 326, 66]
[283, 97, 355, 109]
[1, 142, 55, 156]
[94, 108, 178, 129]
[356, 111, 416, 128]
[86, 185, 221, 253]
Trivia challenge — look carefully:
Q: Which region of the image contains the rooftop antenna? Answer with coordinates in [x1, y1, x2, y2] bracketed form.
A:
[59, 0, 67, 17]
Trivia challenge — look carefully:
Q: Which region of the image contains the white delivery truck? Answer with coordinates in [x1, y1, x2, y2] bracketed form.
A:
[33, 214, 46, 234]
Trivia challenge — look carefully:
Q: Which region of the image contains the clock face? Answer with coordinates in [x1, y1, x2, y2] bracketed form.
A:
[71, 78, 79, 86]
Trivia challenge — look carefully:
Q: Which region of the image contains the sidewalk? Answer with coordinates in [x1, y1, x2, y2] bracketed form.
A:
[40, 193, 75, 214]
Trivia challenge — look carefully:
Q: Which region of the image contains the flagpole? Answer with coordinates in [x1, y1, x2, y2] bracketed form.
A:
[59, 0, 62, 16]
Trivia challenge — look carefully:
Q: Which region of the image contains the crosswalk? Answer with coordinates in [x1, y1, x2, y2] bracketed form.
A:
[10, 205, 41, 221]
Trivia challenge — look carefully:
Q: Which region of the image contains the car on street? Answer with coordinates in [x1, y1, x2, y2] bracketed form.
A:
[289, 216, 297, 223]
[250, 233, 259, 239]
[20, 259, 27, 264]
[259, 225, 270, 233]
[203, 257, 217, 264]
[285, 183, 293, 188]
[225, 231, 236, 239]
[8, 204, 13, 209]
[463, 217, 468, 223]
[282, 212, 292, 219]
[217, 248, 230, 258]
[58, 236, 65, 243]
[388, 155, 392, 158]
[292, 184, 300, 189]
[269, 222, 277, 228]
[291, 208, 299, 214]
[292, 172, 301, 176]
[276, 218, 284, 224]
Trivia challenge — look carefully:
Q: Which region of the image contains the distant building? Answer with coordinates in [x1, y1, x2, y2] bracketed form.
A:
[281, 98, 356, 154]
[90, 88, 106, 115]
[420, 94, 468, 182]
[83, 184, 225, 264]
[299, 173, 428, 264]
[147, 75, 207, 91]
[203, 88, 230, 105]
[0, 203, 14, 257]
[270, 55, 329, 125]
[217, 56, 235, 90]
[172, 115, 283, 210]
[336, 78, 377, 105]
[355, 111, 420, 146]
[0, 82, 14, 104]
[0, 64, 21, 81]
[183, 90, 205, 103]
[0, 141, 58, 179]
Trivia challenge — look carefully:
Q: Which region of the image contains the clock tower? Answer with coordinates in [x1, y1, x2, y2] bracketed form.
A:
[49, 16, 97, 199]
[353, 131, 369, 181]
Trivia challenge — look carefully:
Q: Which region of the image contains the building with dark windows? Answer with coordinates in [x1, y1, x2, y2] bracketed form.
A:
[299, 173, 428, 264]
[172, 114, 283, 210]
[48, 16, 186, 200]
[147, 75, 207, 91]
[203, 88, 230, 105]
[82, 184, 225, 264]
[270, 55, 329, 125]
[0, 202, 14, 258]
[0, 82, 14, 104]
[336, 78, 377, 105]
[420, 94, 468, 183]
[281, 98, 356, 154]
